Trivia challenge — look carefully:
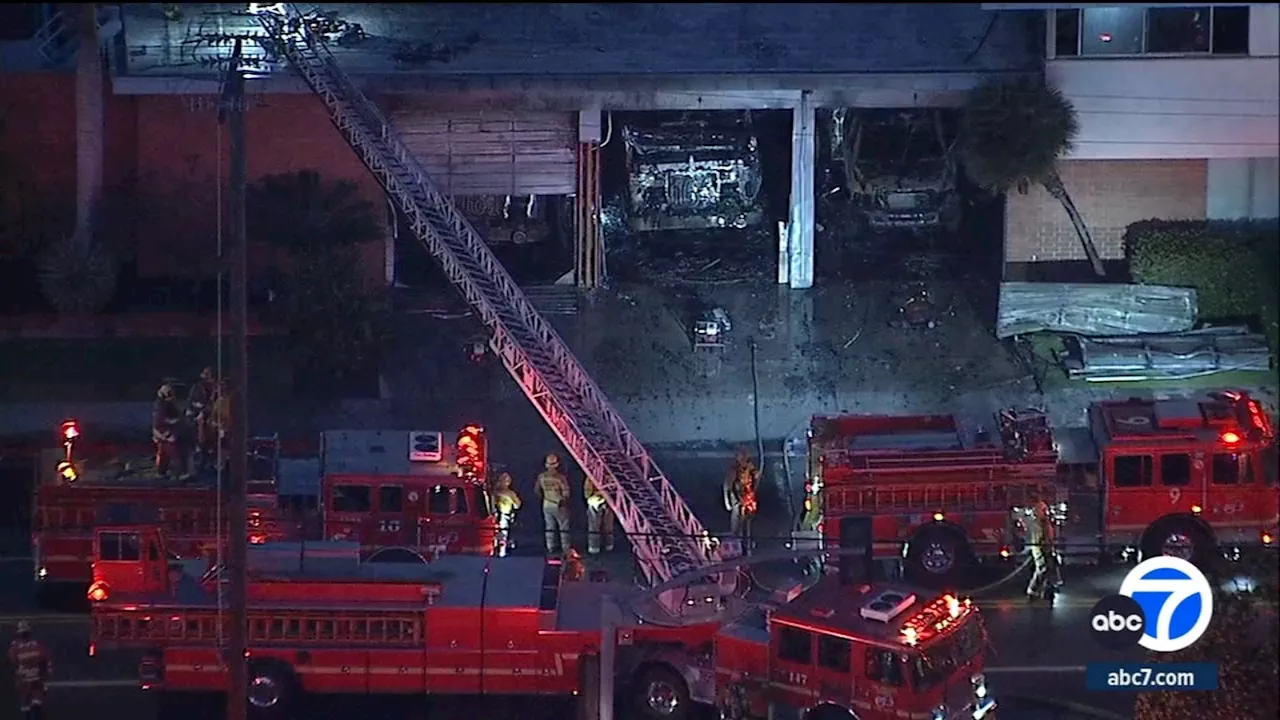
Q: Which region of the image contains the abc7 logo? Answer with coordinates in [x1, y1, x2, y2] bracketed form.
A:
[1089, 595, 1147, 649]
[1090, 557, 1215, 652]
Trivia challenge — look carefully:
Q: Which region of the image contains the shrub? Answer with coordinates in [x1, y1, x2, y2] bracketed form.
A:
[1124, 219, 1279, 325]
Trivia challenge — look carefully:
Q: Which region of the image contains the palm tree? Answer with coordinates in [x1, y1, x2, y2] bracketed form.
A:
[39, 3, 117, 313]
[247, 170, 390, 388]
[959, 76, 1105, 277]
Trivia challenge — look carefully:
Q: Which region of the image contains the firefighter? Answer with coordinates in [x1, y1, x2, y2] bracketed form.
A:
[563, 548, 585, 582]
[724, 448, 759, 548]
[1025, 499, 1061, 601]
[536, 453, 572, 555]
[9, 621, 51, 720]
[187, 367, 218, 472]
[584, 475, 615, 554]
[491, 472, 522, 558]
[152, 381, 186, 478]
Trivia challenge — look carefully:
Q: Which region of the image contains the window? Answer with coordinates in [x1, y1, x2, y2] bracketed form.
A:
[1147, 7, 1210, 54]
[427, 486, 454, 515]
[777, 626, 812, 664]
[865, 649, 904, 686]
[1212, 453, 1253, 485]
[1112, 455, 1153, 488]
[1054, 9, 1081, 56]
[331, 485, 371, 513]
[1081, 7, 1145, 56]
[470, 486, 489, 517]
[1160, 454, 1192, 487]
[1211, 6, 1250, 55]
[148, 540, 161, 561]
[817, 634, 851, 673]
[378, 486, 404, 513]
[1263, 447, 1277, 486]
[99, 532, 141, 561]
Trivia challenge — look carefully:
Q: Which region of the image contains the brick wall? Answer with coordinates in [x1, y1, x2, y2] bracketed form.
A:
[0, 74, 386, 285]
[1004, 159, 1208, 263]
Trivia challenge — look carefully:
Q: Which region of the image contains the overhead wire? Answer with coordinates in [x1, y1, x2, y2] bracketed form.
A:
[215, 111, 226, 650]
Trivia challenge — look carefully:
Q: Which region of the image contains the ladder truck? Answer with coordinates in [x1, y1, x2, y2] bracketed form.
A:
[250, 5, 722, 614]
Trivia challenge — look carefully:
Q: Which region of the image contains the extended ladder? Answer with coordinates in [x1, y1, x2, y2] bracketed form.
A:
[254, 8, 718, 604]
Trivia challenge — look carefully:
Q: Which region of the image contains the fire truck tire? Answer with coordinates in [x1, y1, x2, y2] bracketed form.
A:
[631, 663, 691, 720]
[245, 659, 301, 720]
[1140, 518, 1214, 568]
[904, 526, 973, 587]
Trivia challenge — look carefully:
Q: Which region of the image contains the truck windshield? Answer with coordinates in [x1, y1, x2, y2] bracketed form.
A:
[909, 619, 983, 691]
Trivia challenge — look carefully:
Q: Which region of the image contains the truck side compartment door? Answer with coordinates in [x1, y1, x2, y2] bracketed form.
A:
[1105, 452, 1155, 536]
[1205, 446, 1271, 533]
[326, 482, 371, 542]
[374, 484, 407, 546]
[1156, 450, 1202, 519]
[771, 625, 817, 707]
[813, 632, 854, 707]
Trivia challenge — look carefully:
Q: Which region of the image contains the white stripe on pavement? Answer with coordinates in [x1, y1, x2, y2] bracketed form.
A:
[986, 665, 1088, 674]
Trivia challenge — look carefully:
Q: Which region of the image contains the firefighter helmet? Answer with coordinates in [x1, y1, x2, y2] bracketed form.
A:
[16, 620, 30, 633]
[565, 547, 581, 561]
[545, 453, 560, 469]
[496, 471, 513, 488]
[157, 383, 176, 400]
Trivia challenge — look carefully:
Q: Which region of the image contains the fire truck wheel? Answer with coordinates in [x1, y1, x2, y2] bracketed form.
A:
[246, 660, 300, 720]
[1140, 518, 1213, 568]
[631, 663, 690, 720]
[904, 527, 973, 587]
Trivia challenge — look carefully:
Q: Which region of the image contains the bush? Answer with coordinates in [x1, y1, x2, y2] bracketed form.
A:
[1124, 219, 1279, 334]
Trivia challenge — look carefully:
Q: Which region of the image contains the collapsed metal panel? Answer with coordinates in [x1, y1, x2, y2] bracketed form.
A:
[1063, 326, 1273, 381]
[387, 108, 578, 196]
[996, 282, 1198, 339]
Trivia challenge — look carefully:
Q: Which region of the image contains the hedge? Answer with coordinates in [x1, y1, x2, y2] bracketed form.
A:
[1124, 220, 1279, 331]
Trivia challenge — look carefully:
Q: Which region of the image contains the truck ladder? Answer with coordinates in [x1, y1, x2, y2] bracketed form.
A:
[255, 9, 716, 599]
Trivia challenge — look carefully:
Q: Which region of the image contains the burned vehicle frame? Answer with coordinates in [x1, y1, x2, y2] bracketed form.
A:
[821, 109, 961, 233]
[621, 112, 764, 233]
[452, 194, 568, 246]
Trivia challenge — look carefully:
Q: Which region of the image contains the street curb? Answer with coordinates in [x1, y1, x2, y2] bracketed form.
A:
[1005, 693, 1132, 720]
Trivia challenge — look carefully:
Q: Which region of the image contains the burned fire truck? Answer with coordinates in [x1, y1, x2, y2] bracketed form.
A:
[88, 522, 994, 720]
[821, 109, 961, 234]
[32, 422, 496, 603]
[803, 390, 1277, 585]
[621, 112, 764, 233]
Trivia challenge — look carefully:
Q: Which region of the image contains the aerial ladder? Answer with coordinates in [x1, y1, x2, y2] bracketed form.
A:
[252, 6, 721, 612]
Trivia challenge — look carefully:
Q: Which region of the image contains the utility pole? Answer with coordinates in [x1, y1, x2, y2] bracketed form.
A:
[218, 39, 249, 720]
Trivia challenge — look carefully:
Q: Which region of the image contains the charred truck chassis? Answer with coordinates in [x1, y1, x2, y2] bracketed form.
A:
[622, 112, 764, 233]
[822, 109, 961, 234]
[452, 194, 568, 246]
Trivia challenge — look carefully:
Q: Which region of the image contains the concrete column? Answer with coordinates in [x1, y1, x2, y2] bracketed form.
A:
[787, 91, 815, 290]
[74, 4, 104, 248]
[575, 110, 604, 289]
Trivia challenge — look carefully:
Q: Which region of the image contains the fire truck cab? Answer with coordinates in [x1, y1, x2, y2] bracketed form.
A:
[804, 409, 1058, 586]
[715, 582, 993, 720]
[319, 427, 497, 558]
[33, 425, 289, 600]
[1048, 391, 1277, 565]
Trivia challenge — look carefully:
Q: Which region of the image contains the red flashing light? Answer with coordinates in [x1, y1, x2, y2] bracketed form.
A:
[60, 419, 79, 441]
[87, 581, 109, 603]
[1220, 431, 1241, 445]
[455, 426, 487, 484]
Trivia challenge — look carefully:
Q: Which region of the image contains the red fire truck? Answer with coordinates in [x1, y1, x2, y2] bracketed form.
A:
[33, 422, 497, 603]
[318, 425, 497, 557]
[88, 524, 994, 720]
[32, 422, 294, 603]
[804, 390, 1277, 584]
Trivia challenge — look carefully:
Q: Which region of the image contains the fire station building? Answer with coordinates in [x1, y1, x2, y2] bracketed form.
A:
[1, 3, 1040, 291]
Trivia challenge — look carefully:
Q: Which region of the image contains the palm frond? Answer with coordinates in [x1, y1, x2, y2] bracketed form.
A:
[959, 77, 1079, 193]
[247, 170, 380, 251]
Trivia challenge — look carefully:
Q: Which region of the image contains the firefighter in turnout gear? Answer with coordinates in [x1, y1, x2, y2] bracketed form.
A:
[584, 475, 615, 554]
[536, 453, 572, 555]
[152, 381, 186, 478]
[491, 472, 522, 557]
[724, 448, 759, 548]
[1025, 498, 1061, 601]
[9, 621, 50, 720]
[187, 367, 218, 472]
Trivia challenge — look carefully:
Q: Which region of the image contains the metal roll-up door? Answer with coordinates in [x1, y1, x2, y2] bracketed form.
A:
[390, 109, 578, 196]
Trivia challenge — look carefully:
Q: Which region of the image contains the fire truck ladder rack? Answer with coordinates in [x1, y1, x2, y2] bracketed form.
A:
[255, 8, 717, 602]
[826, 477, 1054, 517]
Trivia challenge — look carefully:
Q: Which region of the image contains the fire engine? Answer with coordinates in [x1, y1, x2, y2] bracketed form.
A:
[87, 523, 994, 720]
[32, 419, 293, 602]
[803, 390, 1277, 585]
[318, 426, 496, 558]
[32, 421, 497, 603]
